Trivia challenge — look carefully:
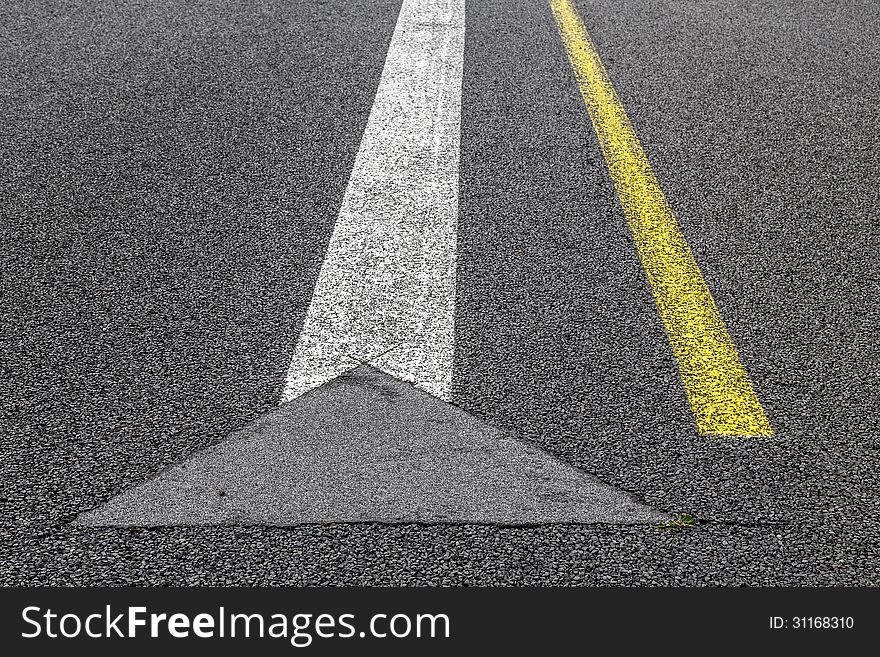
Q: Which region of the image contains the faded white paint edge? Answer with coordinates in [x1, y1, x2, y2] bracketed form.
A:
[281, 0, 465, 403]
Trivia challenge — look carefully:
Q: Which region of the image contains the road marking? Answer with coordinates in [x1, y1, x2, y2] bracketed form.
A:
[281, 0, 464, 403]
[80, 367, 667, 527]
[549, 0, 772, 436]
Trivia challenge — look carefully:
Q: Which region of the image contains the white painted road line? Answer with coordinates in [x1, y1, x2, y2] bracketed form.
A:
[281, 0, 465, 403]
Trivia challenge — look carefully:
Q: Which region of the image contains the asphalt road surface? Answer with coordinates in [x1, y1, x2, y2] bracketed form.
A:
[2, 0, 878, 585]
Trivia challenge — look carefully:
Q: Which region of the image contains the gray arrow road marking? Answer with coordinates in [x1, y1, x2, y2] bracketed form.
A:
[77, 366, 665, 526]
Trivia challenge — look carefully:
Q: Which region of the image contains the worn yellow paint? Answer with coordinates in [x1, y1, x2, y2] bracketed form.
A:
[549, 0, 771, 436]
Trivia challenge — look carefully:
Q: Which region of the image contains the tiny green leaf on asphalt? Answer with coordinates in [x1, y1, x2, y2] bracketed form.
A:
[655, 513, 700, 532]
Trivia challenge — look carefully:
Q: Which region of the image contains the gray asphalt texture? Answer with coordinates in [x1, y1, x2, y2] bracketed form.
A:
[2, 0, 879, 585]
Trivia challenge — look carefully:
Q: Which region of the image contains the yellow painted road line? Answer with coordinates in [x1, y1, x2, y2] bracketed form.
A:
[549, 0, 772, 436]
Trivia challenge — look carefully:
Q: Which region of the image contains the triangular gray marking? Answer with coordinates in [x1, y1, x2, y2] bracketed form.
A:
[77, 366, 666, 526]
